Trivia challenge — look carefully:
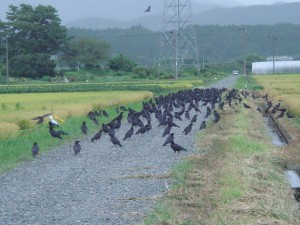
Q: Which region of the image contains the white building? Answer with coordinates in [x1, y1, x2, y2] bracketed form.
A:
[252, 60, 300, 75]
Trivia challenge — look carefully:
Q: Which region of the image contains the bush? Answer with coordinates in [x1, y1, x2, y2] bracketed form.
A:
[42, 76, 52, 82]
[16, 119, 33, 130]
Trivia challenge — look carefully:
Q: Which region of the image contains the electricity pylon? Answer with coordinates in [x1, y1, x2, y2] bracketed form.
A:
[158, 0, 200, 79]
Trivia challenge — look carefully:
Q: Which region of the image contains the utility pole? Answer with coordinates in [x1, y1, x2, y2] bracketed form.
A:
[5, 36, 9, 84]
[239, 27, 247, 77]
[269, 35, 277, 74]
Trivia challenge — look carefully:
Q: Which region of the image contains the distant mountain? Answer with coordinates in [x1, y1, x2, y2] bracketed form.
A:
[193, 2, 300, 25]
[66, 2, 300, 31]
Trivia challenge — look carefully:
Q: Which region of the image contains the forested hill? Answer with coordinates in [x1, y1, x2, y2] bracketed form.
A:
[67, 23, 300, 65]
[66, 2, 300, 31]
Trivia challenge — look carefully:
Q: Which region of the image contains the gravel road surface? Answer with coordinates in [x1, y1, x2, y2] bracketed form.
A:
[0, 75, 237, 225]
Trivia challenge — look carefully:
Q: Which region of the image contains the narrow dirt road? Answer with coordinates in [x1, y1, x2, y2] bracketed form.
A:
[0, 75, 237, 225]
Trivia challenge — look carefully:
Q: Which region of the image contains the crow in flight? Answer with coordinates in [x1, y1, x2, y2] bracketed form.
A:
[31, 113, 52, 124]
[144, 6, 151, 12]
[31, 142, 39, 157]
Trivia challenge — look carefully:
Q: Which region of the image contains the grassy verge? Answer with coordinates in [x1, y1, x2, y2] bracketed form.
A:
[235, 75, 263, 90]
[143, 102, 300, 224]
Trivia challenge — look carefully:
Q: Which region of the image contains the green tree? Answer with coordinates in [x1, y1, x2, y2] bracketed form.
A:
[62, 38, 110, 69]
[0, 4, 67, 78]
[108, 54, 136, 72]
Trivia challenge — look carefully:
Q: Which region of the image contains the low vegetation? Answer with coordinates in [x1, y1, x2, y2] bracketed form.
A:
[143, 101, 299, 224]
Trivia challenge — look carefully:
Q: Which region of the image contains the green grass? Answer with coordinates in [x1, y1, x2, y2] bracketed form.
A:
[235, 75, 263, 90]
[143, 203, 172, 225]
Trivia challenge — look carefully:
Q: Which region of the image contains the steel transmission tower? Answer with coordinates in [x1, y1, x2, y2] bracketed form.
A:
[158, 0, 200, 79]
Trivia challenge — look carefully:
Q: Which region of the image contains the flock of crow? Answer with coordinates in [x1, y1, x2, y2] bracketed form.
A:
[30, 87, 296, 158]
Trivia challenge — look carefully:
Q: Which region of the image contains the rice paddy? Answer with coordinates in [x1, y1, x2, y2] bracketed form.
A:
[0, 91, 153, 138]
[254, 74, 300, 117]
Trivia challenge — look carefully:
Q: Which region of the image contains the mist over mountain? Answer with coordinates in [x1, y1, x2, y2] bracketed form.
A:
[66, 2, 300, 30]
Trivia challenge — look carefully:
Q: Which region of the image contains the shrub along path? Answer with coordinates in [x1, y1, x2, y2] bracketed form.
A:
[0, 76, 237, 225]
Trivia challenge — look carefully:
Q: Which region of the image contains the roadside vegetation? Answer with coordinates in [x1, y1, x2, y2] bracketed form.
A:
[143, 101, 300, 225]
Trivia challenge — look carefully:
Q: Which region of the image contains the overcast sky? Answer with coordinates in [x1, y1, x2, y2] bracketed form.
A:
[1, 0, 299, 24]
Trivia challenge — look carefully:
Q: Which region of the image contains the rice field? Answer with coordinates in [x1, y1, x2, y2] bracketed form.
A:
[254, 74, 300, 116]
[0, 91, 153, 138]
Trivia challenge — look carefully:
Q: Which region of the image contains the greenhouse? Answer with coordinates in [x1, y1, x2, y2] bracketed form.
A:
[252, 61, 300, 75]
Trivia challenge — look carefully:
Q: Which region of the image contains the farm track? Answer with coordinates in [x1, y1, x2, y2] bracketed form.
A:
[0, 76, 237, 225]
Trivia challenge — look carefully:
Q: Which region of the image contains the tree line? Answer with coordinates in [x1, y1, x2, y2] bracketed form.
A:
[1, 3, 300, 80]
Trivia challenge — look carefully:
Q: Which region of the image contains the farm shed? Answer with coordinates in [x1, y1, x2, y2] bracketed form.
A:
[252, 60, 300, 75]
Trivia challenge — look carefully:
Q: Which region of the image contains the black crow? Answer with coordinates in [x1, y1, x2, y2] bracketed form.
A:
[31, 142, 39, 157]
[91, 130, 102, 142]
[287, 112, 295, 118]
[49, 127, 64, 139]
[144, 5, 151, 12]
[73, 141, 81, 156]
[183, 123, 193, 135]
[276, 109, 286, 119]
[162, 125, 172, 137]
[163, 133, 174, 146]
[110, 135, 122, 147]
[123, 126, 134, 140]
[81, 121, 88, 135]
[199, 121, 206, 130]
[205, 107, 211, 118]
[190, 115, 197, 123]
[170, 141, 187, 153]
[243, 103, 252, 109]
[213, 110, 220, 123]
[31, 113, 52, 124]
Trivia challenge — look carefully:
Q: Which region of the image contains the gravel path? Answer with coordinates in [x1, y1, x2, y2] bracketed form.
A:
[0, 76, 237, 225]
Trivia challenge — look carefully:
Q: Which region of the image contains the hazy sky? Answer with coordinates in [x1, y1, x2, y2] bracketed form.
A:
[1, 0, 299, 24]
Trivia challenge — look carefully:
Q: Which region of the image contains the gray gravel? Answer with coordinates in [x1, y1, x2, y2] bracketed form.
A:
[0, 76, 237, 225]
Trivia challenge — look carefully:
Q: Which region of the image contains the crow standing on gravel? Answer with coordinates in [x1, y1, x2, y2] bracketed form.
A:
[163, 133, 174, 146]
[199, 121, 206, 130]
[170, 141, 187, 153]
[31, 142, 39, 157]
[183, 123, 193, 135]
[123, 126, 134, 140]
[73, 141, 81, 156]
[91, 130, 102, 142]
[110, 134, 123, 147]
